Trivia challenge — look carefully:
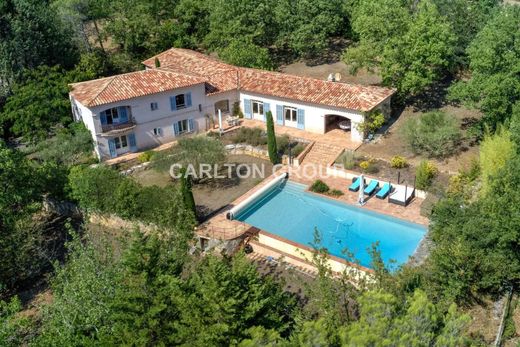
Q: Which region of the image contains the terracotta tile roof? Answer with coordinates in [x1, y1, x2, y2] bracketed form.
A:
[144, 48, 239, 94]
[72, 48, 394, 111]
[69, 69, 206, 107]
[143, 48, 394, 111]
[238, 68, 395, 112]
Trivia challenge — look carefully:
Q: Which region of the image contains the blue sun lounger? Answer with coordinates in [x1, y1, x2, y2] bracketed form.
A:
[376, 182, 392, 199]
[348, 177, 363, 192]
[364, 180, 379, 196]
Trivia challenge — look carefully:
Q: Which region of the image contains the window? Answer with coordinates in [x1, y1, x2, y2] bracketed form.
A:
[174, 119, 194, 136]
[284, 107, 297, 122]
[214, 99, 230, 114]
[114, 135, 128, 149]
[151, 102, 158, 111]
[153, 127, 162, 136]
[252, 100, 264, 115]
[175, 94, 186, 109]
[105, 107, 119, 124]
[178, 119, 189, 133]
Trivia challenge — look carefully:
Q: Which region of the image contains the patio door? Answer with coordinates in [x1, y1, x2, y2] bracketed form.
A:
[284, 107, 297, 128]
[252, 100, 264, 121]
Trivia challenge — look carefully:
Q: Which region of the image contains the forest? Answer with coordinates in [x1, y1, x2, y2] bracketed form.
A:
[2, 0, 520, 345]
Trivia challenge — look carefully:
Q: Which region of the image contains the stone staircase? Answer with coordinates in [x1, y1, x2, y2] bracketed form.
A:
[300, 141, 343, 167]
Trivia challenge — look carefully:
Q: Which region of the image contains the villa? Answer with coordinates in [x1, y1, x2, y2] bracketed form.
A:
[69, 48, 395, 160]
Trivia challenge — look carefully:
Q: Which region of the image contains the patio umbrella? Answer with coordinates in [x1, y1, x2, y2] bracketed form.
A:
[358, 174, 365, 206]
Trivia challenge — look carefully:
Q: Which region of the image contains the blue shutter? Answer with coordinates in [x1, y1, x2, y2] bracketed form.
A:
[243, 99, 252, 119]
[297, 109, 305, 129]
[128, 133, 137, 152]
[100, 111, 107, 125]
[118, 106, 128, 123]
[108, 138, 117, 158]
[276, 105, 284, 125]
[173, 122, 180, 136]
[263, 102, 270, 122]
[186, 92, 192, 107]
[170, 96, 177, 111]
[188, 118, 194, 132]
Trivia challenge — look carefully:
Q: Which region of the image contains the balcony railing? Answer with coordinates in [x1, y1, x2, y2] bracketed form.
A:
[101, 117, 136, 133]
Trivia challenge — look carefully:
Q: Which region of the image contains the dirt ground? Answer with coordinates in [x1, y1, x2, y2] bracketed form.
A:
[132, 154, 273, 221]
[465, 295, 507, 344]
[192, 155, 273, 219]
[358, 104, 482, 175]
[280, 60, 382, 86]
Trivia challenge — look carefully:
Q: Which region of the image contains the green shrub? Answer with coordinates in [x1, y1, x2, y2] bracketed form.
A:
[328, 189, 344, 197]
[310, 180, 330, 194]
[340, 150, 356, 170]
[360, 160, 378, 173]
[357, 110, 386, 136]
[480, 127, 516, 195]
[232, 101, 244, 118]
[230, 127, 267, 146]
[113, 179, 141, 219]
[359, 161, 370, 171]
[68, 166, 196, 227]
[416, 160, 438, 190]
[152, 136, 226, 176]
[32, 123, 94, 166]
[207, 131, 220, 138]
[390, 155, 408, 168]
[400, 111, 461, 158]
[276, 134, 290, 154]
[138, 150, 155, 163]
[292, 143, 306, 158]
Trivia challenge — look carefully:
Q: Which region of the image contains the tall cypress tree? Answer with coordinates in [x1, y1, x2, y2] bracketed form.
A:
[266, 111, 279, 164]
[179, 167, 197, 220]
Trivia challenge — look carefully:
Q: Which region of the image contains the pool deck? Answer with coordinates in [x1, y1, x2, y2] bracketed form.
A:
[196, 166, 428, 241]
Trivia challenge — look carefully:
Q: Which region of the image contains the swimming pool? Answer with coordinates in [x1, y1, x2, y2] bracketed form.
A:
[235, 180, 427, 269]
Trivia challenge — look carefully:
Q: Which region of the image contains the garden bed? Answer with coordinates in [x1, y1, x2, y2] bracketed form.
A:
[357, 104, 482, 174]
[209, 126, 308, 158]
[334, 151, 449, 191]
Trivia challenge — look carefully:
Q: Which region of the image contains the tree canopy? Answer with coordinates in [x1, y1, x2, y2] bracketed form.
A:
[345, 0, 456, 96]
[449, 5, 520, 128]
[0, 0, 78, 96]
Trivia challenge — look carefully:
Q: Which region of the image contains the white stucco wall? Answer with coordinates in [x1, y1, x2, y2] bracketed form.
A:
[70, 96, 102, 158]
[239, 91, 365, 141]
[72, 84, 240, 160]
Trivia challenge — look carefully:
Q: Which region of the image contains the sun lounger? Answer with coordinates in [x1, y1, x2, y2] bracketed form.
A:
[348, 177, 363, 192]
[389, 185, 415, 206]
[376, 182, 392, 199]
[364, 180, 379, 196]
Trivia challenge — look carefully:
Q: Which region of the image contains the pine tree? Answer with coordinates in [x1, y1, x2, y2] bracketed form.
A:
[154, 57, 161, 67]
[266, 111, 279, 164]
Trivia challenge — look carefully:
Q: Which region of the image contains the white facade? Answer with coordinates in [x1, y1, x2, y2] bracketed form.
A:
[72, 80, 391, 161]
[239, 91, 367, 141]
[71, 83, 239, 160]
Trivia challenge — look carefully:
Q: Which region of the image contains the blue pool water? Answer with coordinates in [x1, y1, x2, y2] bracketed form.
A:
[236, 181, 426, 269]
